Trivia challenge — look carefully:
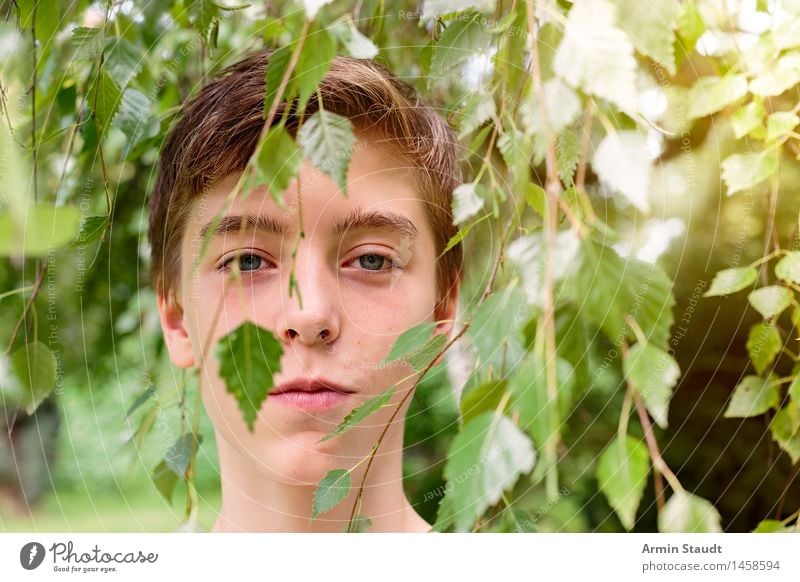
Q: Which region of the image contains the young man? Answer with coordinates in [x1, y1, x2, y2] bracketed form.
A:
[149, 50, 464, 532]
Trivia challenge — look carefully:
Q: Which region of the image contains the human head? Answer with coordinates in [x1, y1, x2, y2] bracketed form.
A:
[148, 50, 463, 313]
[149, 49, 465, 487]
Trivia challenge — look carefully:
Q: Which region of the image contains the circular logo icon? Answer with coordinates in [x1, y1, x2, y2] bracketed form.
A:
[19, 542, 46, 570]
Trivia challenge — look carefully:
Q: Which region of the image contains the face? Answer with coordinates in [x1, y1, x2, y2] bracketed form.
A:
[157, 136, 459, 485]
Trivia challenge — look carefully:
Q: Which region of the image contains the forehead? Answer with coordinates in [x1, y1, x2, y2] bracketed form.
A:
[187, 138, 429, 241]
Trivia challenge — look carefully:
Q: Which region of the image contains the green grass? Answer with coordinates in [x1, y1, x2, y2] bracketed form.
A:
[0, 486, 221, 533]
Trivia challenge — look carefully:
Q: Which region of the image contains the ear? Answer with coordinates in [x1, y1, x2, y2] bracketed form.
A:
[431, 279, 461, 367]
[156, 291, 196, 368]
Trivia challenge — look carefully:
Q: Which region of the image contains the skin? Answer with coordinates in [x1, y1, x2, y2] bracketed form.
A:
[156, 136, 460, 532]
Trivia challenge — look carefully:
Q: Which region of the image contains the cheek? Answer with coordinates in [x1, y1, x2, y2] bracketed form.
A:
[339, 275, 438, 346]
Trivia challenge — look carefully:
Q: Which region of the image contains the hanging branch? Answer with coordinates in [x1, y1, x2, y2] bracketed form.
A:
[527, 0, 564, 499]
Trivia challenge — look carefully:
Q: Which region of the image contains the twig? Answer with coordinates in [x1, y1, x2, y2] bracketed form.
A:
[527, 0, 562, 499]
[5, 264, 45, 355]
[347, 323, 471, 528]
[633, 391, 683, 495]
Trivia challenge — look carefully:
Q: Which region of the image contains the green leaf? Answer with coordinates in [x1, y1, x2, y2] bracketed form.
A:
[765, 111, 799, 142]
[659, 491, 722, 532]
[746, 324, 782, 375]
[623, 343, 680, 429]
[452, 182, 487, 225]
[380, 322, 437, 366]
[752, 519, 793, 533]
[775, 252, 800, 285]
[70, 215, 109, 248]
[70, 27, 105, 61]
[381, 322, 449, 372]
[460, 379, 508, 425]
[457, 91, 496, 139]
[255, 124, 302, 200]
[770, 401, 800, 464]
[724, 375, 780, 418]
[509, 351, 575, 448]
[152, 460, 179, 504]
[186, 0, 248, 44]
[748, 286, 793, 320]
[434, 412, 536, 532]
[0, 204, 82, 256]
[789, 375, 800, 403]
[592, 131, 651, 212]
[557, 129, 581, 187]
[105, 37, 145, 90]
[749, 54, 800, 97]
[615, 0, 677, 75]
[329, 19, 378, 59]
[422, 0, 496, 19]
[687, 74, 748, 119]
[730, 101, 765, 139]
[465, 279, 528, 372]
[676, 0, 706, 53]
[301, 0, 335, 19]
[704, 266, 758, 297]
[17, 0, 59, 49]
[293, 26, 336, 113]
[346, 514, 372, 533]
[406, 334, 448, 372]
[596, 435, 650, 530]
[721, 151, 778, 196]
[88, 69, 123, 137]
[319, 385, 396, 442]
[264, 27, 335, 116]
[441, 211, 489, 255]
[214, 321, 283, 432]
[115, 89, 152, 139]
[525, 183, 546, 218]
[501, 507, 537, 532]
[125, 384, 156, 418]
[497, 130, 534, 195]
[554, 0, 638, 112]
[297, 109, 356, 196]
[312, 469, 351, 518]
[264, 44, 293, 118]
[567, 239, 676, 349]
[520, 78, 581, 136]
[430, 12, 492, 80]
[165, 433, 203, 478]
[8, 342, 58, 415]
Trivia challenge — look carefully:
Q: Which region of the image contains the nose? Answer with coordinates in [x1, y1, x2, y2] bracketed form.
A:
[274, 252, 341, 348]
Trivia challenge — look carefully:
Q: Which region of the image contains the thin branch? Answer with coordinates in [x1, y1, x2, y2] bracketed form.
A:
[633, 391, 683, 495]
[347, 322, 471, 529]
[5, 264, 45, 355]
[528, 0, 562, 499]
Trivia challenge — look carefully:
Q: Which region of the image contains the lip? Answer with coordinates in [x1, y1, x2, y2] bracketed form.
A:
[269, 377, 356, 411]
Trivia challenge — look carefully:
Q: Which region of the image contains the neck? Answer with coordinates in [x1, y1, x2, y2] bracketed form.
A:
[210, 428, 432, 533]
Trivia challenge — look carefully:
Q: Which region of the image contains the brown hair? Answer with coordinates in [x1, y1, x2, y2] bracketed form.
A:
[148, 49, 464, 313]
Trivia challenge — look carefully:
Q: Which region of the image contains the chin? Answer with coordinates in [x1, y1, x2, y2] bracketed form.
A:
[266, 430, 357, 486]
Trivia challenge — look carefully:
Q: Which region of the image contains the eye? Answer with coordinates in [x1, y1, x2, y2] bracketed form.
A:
[217, 252, 271, 274]
[347, 252, 399, 274]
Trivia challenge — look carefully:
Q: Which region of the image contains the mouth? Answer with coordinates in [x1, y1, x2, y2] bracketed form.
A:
[268, 377, 356, 411]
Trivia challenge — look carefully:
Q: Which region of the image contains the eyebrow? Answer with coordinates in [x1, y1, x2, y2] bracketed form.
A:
[199, 208, 419, 242]
[332, 208, 419, 241]
[199, 214, 288, 240]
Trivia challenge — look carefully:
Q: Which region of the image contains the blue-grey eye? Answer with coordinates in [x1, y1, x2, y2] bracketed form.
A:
[359, 254, 387, 271]
[238, 254, 262, 271]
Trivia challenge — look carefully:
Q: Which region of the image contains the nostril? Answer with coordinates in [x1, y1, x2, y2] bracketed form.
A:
[287, 329, 298, 339]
